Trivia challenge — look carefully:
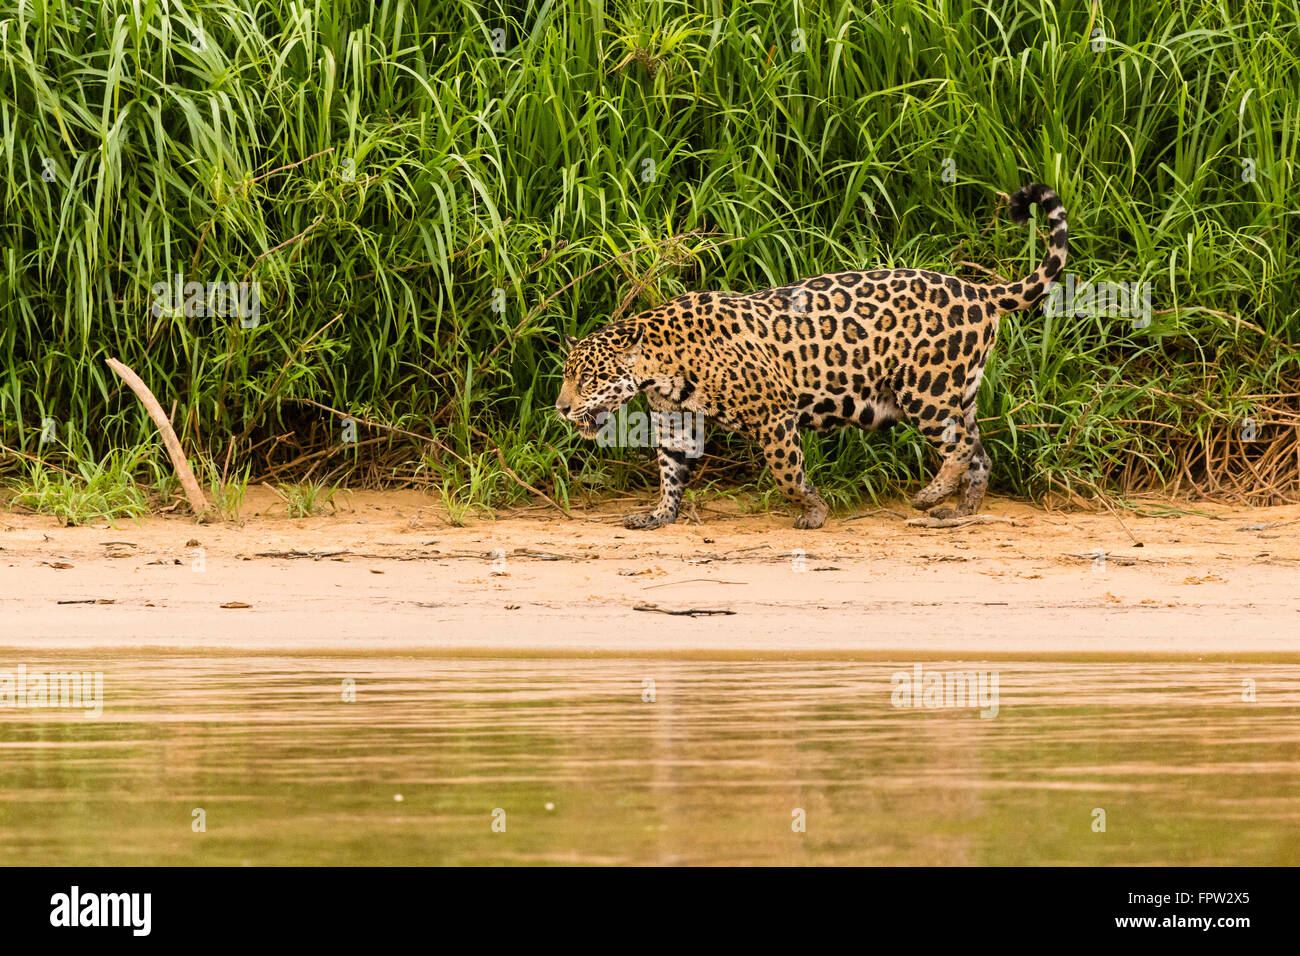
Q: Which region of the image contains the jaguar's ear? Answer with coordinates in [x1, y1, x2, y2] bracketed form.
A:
[564, 334, 578, 349]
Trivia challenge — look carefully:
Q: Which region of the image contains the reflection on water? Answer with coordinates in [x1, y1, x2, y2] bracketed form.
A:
[1, 656, 1297, 865]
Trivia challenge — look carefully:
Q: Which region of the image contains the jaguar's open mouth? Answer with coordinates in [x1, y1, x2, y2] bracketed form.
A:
[570, 409, 608, 440]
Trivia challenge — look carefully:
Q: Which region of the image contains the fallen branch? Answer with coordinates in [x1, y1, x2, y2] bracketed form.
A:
[642, 578, 747, 589]
[1238, 519, 1300, 531]
[510, 547, 576, 560]
[254, 549, 351, 560]
[634, 603, 736, 617]
[845, 508, 907, 522]
[1061, 551, 1171, 567]
[906, 514, 1016, 529]
[105, 357, 210, 518]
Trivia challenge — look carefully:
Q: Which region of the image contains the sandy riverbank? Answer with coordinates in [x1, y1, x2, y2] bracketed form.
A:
[2, 492, 1297, 656]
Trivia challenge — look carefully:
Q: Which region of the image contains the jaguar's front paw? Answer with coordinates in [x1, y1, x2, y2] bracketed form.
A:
[794, 505, 827, 530]
[925, 505, 973, 521]
[624, 510, 673, 530]
[911, 487, 948, 510]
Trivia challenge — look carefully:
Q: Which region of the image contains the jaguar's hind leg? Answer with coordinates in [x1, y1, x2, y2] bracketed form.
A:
[926, 404, 989, 519]
[901, 392, 976, 511]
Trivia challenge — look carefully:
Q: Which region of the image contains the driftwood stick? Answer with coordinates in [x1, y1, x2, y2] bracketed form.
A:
[905, 514, 1016, 529]
[105, 358, 210, 518]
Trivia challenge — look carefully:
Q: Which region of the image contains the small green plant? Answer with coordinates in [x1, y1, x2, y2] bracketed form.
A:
[436, 478, 474, 527]
[209, 473, 250, 522]
[193, 458, 250, 521]
[420, 450, 500, 526]
[272, 481, 340, 518]
[9, 452, 150, 526]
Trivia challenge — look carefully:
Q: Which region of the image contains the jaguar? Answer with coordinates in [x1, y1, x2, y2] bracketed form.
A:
[555, 183, 1068, 529]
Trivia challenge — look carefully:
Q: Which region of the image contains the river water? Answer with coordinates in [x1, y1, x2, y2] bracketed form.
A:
[1, 655, 1296, 865]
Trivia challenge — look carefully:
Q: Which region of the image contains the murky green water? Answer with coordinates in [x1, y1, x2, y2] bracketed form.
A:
[0, 655, 1297, 865]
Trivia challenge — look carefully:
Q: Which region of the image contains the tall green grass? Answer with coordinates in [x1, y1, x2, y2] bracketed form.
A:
[2, 0, 1298, 515]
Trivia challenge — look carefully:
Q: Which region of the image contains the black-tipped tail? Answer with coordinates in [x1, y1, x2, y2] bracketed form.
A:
[992, 183, 1068, 313]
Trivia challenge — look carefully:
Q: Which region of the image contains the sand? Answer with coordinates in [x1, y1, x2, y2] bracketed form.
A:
[2, 491, 1297, 656]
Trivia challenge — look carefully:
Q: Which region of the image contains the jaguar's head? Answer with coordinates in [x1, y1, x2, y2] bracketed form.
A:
[556, 323, 646, 439]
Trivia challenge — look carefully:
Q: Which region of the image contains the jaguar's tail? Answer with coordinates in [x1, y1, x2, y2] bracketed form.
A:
[990, 183, 1068, 313]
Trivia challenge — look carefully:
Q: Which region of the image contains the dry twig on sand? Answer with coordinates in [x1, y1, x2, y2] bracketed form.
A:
[634, 603, 736, 617]
[905, 514, 1016, 529]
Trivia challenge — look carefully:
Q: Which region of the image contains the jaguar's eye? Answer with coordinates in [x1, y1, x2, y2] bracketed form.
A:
[578, 377, 592, 392]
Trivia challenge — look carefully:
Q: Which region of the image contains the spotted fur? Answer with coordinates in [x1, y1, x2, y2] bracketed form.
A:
[556, 184, 1068, 529]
